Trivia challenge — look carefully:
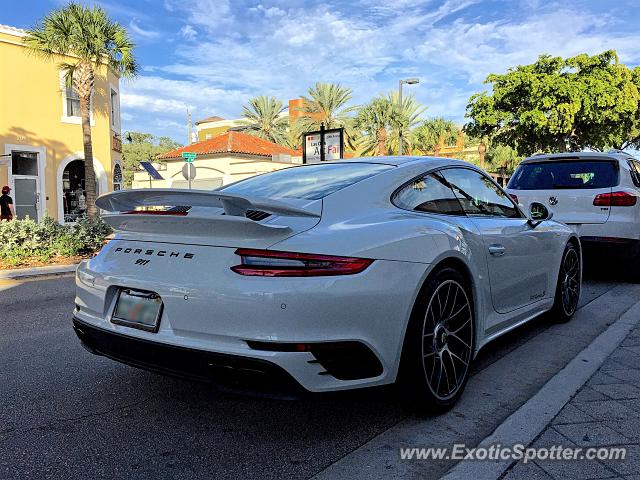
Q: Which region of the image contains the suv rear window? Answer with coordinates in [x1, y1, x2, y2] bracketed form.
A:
[219, 162, 394, 200]
[508, 160, 618, 190]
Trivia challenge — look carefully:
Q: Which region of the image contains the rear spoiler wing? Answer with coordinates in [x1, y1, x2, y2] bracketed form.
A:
[96, 189, 320, 218]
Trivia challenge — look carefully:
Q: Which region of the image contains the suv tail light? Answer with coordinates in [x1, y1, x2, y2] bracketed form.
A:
[231, 249, 373, 277]
[593, 191, 637, 207]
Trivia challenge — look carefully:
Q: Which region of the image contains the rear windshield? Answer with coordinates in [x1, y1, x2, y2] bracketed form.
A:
[508, 160, 618, 190]
[219, 163, 394, 200]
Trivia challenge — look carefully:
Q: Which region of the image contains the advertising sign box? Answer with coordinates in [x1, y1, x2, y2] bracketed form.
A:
[302, 127, 344, 163]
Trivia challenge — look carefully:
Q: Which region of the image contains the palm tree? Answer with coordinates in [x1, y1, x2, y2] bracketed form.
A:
[297, 82, 358, 149]
[386, 91, 426, 155]
[354, 96, 395, 156]
[238, 96, 290, 145]
[414, 118, 459, 156]
[354, 91, 426, 156]
[26, 3, 137, 219]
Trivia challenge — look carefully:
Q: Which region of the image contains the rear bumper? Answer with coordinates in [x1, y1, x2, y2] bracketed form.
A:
[75, 251, 429, 392]
[72, 317, 307, 395]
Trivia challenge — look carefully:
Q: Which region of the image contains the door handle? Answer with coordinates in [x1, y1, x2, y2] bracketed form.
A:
[488, 244, 506, 256]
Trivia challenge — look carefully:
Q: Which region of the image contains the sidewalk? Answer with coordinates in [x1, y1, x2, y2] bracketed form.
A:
[503, 323, 640, 480]
[0, 263, 78, 279]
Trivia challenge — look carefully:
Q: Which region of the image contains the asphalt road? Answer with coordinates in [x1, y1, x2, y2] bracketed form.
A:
[0, 268, 638, 480]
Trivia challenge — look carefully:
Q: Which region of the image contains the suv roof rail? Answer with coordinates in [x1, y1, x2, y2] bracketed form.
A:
[607, 148, 633, 156]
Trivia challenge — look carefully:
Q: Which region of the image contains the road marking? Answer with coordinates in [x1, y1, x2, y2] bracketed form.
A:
[0, 278, 23, 292]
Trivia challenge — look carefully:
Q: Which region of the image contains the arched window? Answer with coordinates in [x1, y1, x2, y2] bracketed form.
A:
[113, 163, 123, 191]
[62, 160, 88, 223]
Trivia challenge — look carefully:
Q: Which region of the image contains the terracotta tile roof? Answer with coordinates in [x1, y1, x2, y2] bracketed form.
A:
[158, 130, 299, 160]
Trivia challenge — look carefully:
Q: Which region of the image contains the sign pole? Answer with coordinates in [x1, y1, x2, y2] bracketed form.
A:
[320, 123, 325, 162]
[181, 152, 197, 189]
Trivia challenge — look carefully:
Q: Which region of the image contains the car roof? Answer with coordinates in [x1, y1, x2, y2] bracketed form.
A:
[318, 155, 475, 169]
[520, 151, 636, 164]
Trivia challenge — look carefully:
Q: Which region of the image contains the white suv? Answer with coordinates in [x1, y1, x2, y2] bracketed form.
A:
[506, 151, 640, 264]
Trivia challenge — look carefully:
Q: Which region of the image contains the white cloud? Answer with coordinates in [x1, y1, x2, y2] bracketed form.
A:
[121, 1, 640, 139]
[164, 0, 234, 30]
[410, 9, 640, 84]
[179, 24, 197, 40]
[119, 75, 250, 138]
[128, 19, 161, 40]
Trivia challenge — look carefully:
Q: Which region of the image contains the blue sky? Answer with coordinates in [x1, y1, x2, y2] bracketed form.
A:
[3, 0, 640, 144]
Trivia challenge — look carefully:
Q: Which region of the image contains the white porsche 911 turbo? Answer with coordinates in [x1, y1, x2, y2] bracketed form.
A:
[73, 157, 581, 410]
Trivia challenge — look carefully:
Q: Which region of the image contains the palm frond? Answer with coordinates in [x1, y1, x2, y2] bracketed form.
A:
[238, 96, 290, 146]
[25, 2, 138, 77]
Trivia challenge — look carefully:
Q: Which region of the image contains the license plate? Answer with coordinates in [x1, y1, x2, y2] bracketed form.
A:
[112, 289, 163, 332]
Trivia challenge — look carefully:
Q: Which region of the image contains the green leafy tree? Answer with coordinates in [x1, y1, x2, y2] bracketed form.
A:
[25, 2, 138, 219]
[485, 144, 521, 173]
[414, 118, 459, 155]
[465, 50, 640, 156]
[122, 132, 182, 187]
[297, 82, 358, 149]
[238, 96, 290, 145]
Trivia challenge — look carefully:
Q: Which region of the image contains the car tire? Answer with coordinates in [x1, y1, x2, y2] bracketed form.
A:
[398, 267, 475, 413]
[551, 243, 581, 323]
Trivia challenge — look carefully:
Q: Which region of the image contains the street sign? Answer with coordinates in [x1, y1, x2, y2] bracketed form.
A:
[182, 163, 196, 181]
[139, 161, 164, 180]
[181, 152, 197, 163]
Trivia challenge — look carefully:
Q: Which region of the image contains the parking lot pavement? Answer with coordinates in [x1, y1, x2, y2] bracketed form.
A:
[502, 317, 640, 480]
[0, 271, 638, 480]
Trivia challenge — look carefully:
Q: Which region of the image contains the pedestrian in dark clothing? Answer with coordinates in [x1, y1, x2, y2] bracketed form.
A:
[0, 186, 15, 221]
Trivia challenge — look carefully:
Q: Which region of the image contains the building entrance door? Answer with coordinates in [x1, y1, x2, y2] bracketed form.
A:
[14, 177, 40, 220]
[11, 151, 41, 221]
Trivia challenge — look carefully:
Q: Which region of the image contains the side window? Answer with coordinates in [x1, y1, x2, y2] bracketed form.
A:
[629, 161, 640, 188]
[393, 172, 465, 216]
[440, 168, 521, 218]
[65, 86, 81, 117]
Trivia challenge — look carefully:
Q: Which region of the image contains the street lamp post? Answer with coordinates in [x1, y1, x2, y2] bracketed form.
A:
[398, 77, 420, 156]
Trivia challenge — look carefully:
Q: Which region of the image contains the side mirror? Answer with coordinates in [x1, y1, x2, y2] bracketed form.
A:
[528, 201, 553, 226]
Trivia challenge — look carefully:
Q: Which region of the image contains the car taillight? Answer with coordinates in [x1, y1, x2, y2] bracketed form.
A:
[122, 210, 188, 216]
[231, 249, 373, 277]
[509, 193, 518, 204]
[593, 191, 637, 207]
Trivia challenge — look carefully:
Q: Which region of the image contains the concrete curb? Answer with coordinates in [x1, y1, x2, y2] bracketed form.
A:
[0, 263, 79, 279]
[441, 299, 640, 480]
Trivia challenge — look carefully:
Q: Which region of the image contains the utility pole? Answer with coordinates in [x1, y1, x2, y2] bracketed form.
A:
[398, 78, 420, 156]
[187, 108, 192, 145]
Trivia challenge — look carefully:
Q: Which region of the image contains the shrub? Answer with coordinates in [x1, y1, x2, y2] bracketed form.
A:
[0, 216, 112, 265]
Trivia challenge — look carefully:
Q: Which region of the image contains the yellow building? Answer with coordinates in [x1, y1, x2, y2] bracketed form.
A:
[0, 24, 122, 223]
[194, 116, 242, 142]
